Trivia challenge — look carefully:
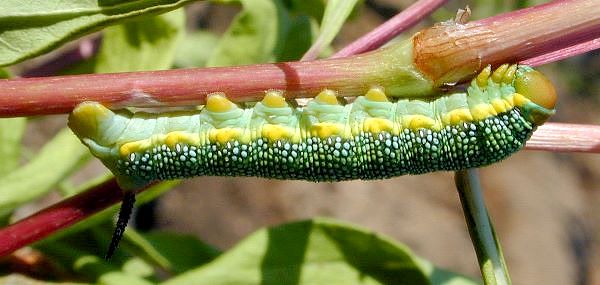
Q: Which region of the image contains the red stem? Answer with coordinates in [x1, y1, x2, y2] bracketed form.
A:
[521, 37, 600, 66]
[0, 59, 383, 117]
[0, 179, 127, 257]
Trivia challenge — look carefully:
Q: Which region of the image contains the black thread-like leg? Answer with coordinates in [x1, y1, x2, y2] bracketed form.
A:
[105, 191, 136, 260]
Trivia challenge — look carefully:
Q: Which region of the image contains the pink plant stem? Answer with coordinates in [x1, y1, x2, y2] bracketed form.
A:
[521, 38, 600, 66]
[0, 59, 384, 117]
[332, 0, 448, 58]
[0, 179, 130, 257]
[526, 123, 600, 153]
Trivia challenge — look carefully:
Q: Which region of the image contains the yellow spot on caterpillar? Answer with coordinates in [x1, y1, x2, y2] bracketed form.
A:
[503, 64, 517, 84]
[476, 65, 492, 87]
[492, 64, 509, 83]
[119, 131, 201, 156]
[491, 99, 510, 114]
[365, 87, 388, 102]
[402, 115, 437, 130]
[262, 91, 288, 108]
[311, 122, 343, 138]
[120, 141, 149, 157]
[471, 104, 498, 120]
[165, 131, 198, 147]
[262, 124, 294, 141]
[363, 118, 393, 133]
[512, 93, 530, 107]
[206, 93, 236, 113]
[442, 109, 474, 125]
[209, 128, 242, 144]
[314, 89, 339, 105]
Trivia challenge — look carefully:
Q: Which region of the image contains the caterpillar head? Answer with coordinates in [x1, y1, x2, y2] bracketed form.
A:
[514, 66, 557, 125]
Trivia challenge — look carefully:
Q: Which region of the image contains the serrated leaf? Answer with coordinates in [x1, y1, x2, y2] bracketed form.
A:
[95, 9, 186, 73]
[207, 0, 283, 66]
[0, 0, 196, 66]
[163, 218, 432, 285]
[0, 128, 90, 216]
[302, 0, 360, 60]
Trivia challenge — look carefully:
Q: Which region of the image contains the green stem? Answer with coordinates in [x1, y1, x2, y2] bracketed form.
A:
[455, 169, 511, 285]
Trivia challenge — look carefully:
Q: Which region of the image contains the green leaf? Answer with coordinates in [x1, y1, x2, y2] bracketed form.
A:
[276, 15, 318, 61]
[124, 231, 221, 274]
[0, 118, 27, 177]
[0, 0, 196, 66]
[302, 0, 360, 59]
[95, 9, 186, 73]
[0, 128, 90, 216]
[0, 274, 89, 285]
[283, 0, 326, 20]
[207, 0, 283, 66]
[163, 218, 432, 285]
[39, 241, 155, 285]
[174, 31, 220, 68]
[417, 259, 482, 285]
[0, 68, 11, 79]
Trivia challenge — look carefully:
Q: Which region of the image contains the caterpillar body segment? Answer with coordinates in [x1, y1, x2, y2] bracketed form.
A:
[69, 65, 556, 190]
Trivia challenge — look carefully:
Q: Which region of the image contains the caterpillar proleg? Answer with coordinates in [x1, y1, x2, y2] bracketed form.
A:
[70, 64, 556, 189]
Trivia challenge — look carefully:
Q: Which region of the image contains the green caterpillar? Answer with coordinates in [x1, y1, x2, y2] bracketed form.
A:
[68, 63, 556, 259]
[69, 64, 556, 190]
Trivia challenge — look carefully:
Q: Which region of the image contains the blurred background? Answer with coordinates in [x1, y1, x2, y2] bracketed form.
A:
[5, 0, 600, 284]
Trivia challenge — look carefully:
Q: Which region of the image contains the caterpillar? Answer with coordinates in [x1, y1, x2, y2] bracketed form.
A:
[69, 64, 556, 190]
[68, 64, 556, 258]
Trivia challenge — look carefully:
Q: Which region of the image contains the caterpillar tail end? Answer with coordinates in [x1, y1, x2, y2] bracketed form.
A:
[68, 102, 115, 143]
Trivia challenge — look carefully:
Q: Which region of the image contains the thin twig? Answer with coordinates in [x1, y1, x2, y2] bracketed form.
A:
[526, 123, 600, 153]
[332, 0, 448, 58]
[0, 179, 127, 257]
[455, 169, 512, 285]
[521, 38, 600, 67]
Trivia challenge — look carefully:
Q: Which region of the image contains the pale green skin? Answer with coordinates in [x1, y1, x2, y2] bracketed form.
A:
[69, 66, 554, 190]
